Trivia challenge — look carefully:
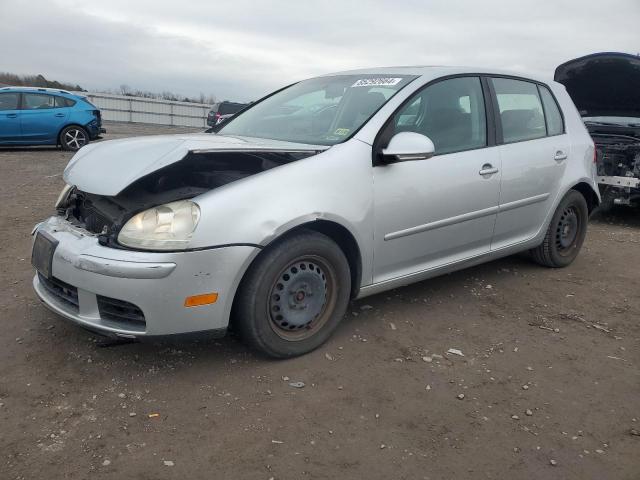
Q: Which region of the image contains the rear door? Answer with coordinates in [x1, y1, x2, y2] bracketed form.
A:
[489, 77, 570, 250]
[0, 92, 22, 142]
[20, 93, 70, 142]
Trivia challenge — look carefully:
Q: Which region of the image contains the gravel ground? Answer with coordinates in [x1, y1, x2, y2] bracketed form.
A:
[1, 122, 638, 480]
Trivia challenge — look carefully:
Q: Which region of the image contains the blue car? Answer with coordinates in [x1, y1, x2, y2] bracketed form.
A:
[0, 87, 105, 150]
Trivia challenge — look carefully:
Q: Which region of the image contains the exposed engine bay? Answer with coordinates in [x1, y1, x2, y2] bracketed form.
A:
[56, 149, 317, 247]
[593, 133, 640, 207]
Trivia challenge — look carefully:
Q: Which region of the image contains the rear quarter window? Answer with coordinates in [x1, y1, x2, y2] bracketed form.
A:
[538, 86, 564, 136]
[55, 96, 76, 107]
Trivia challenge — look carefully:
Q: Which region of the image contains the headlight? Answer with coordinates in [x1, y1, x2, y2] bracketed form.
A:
[118, 200, 201, 250]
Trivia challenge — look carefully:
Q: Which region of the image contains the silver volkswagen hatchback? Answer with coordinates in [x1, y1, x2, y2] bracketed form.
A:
[32, 66, 600, 357]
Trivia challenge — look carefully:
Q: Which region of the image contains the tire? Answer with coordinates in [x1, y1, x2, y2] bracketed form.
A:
[60, 126, 89, 151]
[233, 230, 351, 358]
[530, 190, 589, 268]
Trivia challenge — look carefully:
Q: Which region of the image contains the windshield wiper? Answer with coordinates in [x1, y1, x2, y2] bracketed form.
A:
[584, 120, 640, 128]
[584, 120, 621, 126]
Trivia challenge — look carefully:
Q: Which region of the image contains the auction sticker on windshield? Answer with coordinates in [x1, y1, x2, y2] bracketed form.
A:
[352, 78, 402, 87]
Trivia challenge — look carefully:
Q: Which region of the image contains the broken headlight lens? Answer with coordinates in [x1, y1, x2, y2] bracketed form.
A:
[118, 200, 201, 250]
[55, 184, 74, 209]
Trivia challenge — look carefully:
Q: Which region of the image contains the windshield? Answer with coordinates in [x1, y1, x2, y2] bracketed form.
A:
[216, 75, 416, 145]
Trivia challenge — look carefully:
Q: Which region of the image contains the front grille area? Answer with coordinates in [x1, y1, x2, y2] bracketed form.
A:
[38, 273, 79, 311]
[38, 274, 146, 332]
[97, 295, 146, 328]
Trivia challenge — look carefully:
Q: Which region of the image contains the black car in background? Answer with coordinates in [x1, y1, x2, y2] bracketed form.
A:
[206, 101, 249, 127]
[555, 52, 640, 208]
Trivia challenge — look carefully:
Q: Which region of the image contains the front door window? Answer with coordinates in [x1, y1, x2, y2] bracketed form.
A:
[390, 76, 487, 155]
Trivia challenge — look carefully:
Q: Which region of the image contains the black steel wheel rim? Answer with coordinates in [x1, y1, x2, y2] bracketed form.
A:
[556, 205, 580, 255]
[267, 255, 336, 341]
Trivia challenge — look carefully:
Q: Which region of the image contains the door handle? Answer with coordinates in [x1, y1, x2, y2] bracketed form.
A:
[54, 113, 65, 117]
[479, 164, 499, 176]
[554, 151, 568, 161]
[6, 113, 18, 118]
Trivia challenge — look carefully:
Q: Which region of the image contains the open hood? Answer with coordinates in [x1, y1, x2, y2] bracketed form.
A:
[64, 133, 327, 196]
[554, 52, 640, 118]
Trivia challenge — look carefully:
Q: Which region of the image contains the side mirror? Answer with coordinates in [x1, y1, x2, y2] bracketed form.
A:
[381, 132, 435, 163]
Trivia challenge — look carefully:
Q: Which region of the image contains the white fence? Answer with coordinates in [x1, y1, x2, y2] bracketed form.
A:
[77, 92, 213, 128]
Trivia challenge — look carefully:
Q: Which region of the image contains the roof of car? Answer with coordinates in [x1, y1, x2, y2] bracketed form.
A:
[324, 65, 554, 84]
[0, 86, 74, 95]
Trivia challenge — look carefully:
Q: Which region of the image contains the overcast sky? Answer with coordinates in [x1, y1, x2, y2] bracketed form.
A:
[1, 0, 638, 102]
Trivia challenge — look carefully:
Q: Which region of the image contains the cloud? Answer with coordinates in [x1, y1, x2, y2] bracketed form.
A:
[0, 0, 638, 101]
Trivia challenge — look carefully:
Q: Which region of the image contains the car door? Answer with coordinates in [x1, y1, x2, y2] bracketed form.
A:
[20, 93, 69, 142]
[489, 78, 570, 250]
[0, 92, 22, 142]
[372, 76, 501, 283]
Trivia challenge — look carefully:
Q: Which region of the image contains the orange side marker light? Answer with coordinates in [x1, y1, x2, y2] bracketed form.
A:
[184, 292, 218, 308]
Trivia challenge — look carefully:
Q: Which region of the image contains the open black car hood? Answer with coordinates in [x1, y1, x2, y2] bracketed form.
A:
[554, 52, 640, 118]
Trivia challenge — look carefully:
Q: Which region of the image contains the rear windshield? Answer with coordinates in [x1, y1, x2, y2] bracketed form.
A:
[77, 96, 97, 108]
[217, 74, 416, 145]
[218, 103, 247, 115]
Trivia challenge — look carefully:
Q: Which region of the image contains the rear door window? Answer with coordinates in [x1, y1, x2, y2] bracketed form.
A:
[23, 93, 57, 110]
[0, 92, 20, 110]
[492, 78, 546, 143]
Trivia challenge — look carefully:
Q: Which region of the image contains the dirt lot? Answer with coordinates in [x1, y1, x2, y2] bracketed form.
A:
[1, 122, 638, 480]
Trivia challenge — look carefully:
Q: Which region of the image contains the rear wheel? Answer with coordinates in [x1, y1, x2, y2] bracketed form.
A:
[60, 126, 88, 151]
[234, 230, 351, 358]
[531, 190, 588, 267]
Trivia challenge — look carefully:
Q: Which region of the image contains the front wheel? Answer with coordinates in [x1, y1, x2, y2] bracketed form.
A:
[530, 190, 589, 268]
[233, 230, 351, 358]
[60, 126, 88, 151]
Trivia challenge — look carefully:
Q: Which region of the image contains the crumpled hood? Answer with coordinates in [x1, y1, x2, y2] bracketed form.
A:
[554, 52, 640, 118]
[64, 133, 327, 196]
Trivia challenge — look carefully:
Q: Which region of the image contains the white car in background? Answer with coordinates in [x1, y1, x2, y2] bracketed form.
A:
[32, 66, 599, 357]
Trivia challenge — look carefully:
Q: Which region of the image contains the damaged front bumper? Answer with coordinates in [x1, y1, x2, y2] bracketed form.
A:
[31, 216, 259, 338]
